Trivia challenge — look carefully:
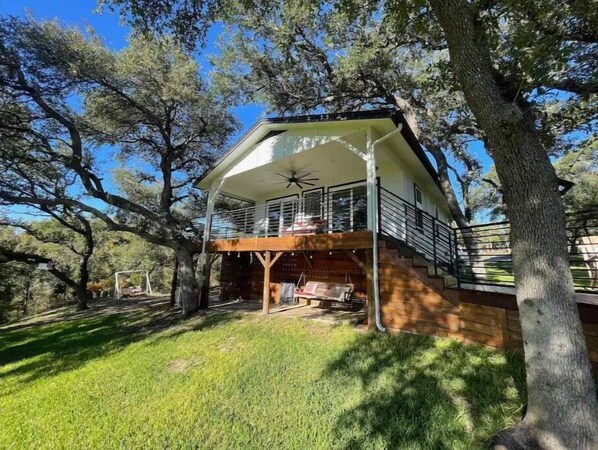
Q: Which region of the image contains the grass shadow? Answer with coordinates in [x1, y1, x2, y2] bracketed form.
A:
[325, 331, 526, 448]
[0, 302, 242, 394]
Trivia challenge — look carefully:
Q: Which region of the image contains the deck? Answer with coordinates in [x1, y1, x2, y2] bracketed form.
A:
[207, 230, 376, 252]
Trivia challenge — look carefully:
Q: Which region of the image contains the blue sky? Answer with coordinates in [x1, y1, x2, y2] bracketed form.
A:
[1, 0, 496, 222]
[0, 0, 266, 137]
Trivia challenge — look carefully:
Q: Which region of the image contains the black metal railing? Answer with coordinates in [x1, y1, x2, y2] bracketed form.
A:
[378, 186, 457, 277]
[207, 183, 597, 294]
[454, 208, 598, 293]
[209, 186, 368, 239]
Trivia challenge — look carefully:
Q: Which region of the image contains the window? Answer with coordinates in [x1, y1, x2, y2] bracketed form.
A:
[302, 188, 324, 220]
[329, 182, 367, 232]
[414, 184, 424, 231]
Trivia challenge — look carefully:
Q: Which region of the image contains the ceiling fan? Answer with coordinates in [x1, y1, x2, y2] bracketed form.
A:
[274, 171, 319, 189]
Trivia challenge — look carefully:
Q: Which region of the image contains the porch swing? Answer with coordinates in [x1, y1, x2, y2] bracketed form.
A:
[293, 268, 355, 306]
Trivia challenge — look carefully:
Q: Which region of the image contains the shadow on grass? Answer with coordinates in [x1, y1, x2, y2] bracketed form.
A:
[325, 332, 526, 449]
[144, 311, 246, 347]
[0, 305, 242, 394]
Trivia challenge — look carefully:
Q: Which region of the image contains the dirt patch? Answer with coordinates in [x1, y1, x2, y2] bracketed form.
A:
[165, 358, 202, 373]
[218, 336, 241, 353]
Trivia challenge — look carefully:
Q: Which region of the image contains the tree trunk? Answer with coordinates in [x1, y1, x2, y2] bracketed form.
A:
[76, 255, 90, 311]
[170, 255, 178, 307]
[429, 0, 598, 447]
[175, 248, 199, 317]
[75, 231, 94, 311]
[22, 271, 32, 316]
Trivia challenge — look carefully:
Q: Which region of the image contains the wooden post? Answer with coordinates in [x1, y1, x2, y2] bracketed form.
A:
[496, 307, 509, 349]
[263, 251, 271, 314]
[254, 251, 283, 315]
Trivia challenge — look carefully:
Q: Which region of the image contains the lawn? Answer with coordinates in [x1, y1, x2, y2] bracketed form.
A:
[0, 300, 526, 449]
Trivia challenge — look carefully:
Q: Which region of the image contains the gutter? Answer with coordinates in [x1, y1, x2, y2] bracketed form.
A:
[370, 124, 403, 332]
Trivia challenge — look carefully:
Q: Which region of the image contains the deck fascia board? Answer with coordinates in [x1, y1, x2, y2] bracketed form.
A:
[207, 231, 378, 252]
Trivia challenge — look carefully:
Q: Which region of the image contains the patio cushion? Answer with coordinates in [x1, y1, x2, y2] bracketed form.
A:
[295, 282, 354, 303]
[303, 282, 319, 295]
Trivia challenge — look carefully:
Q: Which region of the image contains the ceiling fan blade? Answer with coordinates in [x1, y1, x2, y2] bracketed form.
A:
[286, 182, 292, 188]
[302, 181, 316, 186]
[276, 172, 290, 179]
[274, 181, 290, 184]
[297, 172, 312, 178]
[299, 178, 319, 182]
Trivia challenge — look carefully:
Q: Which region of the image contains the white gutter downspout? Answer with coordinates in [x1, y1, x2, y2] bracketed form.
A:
[367, 124, 403, 332]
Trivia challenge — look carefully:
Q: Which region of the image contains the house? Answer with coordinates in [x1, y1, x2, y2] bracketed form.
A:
[196, 109, 598, 367]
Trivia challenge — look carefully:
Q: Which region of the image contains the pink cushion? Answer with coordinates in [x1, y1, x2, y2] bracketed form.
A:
[303, 282, 319, 295]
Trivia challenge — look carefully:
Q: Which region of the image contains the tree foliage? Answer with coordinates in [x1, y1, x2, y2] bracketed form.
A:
[0, 17, 237, 315]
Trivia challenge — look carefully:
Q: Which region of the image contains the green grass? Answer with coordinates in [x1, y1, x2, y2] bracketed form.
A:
[463, 257, 594, 289]
[0, 304, 526, 449]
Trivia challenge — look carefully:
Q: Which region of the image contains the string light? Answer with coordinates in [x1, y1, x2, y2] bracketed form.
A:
[237, 252, 241, 258]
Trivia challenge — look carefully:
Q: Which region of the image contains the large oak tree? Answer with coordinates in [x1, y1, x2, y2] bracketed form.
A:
[0, 18, 237, 316]
[103, 0, 598, 446]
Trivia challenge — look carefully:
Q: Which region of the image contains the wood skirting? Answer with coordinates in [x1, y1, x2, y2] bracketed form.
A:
[214, 243, 598, 368]
[377, 247, 598, 367]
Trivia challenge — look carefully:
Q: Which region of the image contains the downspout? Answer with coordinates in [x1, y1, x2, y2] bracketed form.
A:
[367, 125, 403, 332]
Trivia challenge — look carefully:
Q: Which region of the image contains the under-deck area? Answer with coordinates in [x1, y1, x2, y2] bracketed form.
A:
[208, 296, 366, 325]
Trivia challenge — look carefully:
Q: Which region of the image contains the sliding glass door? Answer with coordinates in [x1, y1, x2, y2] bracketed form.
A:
[266, 195, 298, 236]
[328, 183, 367, 233]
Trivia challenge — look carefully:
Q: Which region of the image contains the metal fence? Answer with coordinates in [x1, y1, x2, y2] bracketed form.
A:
[207, 185, 597, 294]
[209, 185, 368, 239]
[454, 208, 598, 292]
[378, 187, 456, 276]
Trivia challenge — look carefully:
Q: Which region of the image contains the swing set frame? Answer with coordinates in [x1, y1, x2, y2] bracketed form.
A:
[114, 270, 153, 299]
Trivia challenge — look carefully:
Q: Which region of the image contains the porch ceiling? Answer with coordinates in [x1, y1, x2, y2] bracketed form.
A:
[217, 140, 367, 201]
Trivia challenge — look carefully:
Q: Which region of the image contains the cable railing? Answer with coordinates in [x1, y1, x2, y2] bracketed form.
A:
[209, 186, 368, 240]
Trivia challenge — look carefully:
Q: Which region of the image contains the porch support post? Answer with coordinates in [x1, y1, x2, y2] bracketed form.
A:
[255, 251, 283, 314]
[262, 251, 271, 314]
[199, 253, 222, 309]
[201, 179, 225, 254]
[198, 179, 225, 309]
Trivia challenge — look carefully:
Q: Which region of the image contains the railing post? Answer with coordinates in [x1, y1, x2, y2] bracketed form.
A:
[448, 225, 454, 274]
[432, 217, 437, 276]
[377, 180, 382, 234]
[453, 228, 461, 289]
[243, 208, 248, 238]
